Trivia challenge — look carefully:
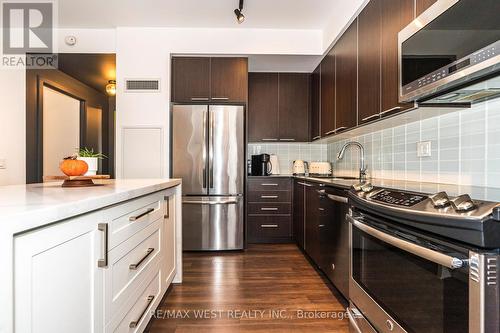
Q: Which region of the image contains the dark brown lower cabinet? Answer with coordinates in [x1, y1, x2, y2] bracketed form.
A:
[247, 177, 292, 243]
[293, 180, 306, 248]
[305, 183, 322, 266]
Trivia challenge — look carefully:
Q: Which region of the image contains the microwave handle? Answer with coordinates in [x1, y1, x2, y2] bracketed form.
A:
[347, 215, 464, 269]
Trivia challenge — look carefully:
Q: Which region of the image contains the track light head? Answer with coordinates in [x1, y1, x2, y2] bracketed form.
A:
[234, 9, 245, 24]
[234, 0, 245, 24]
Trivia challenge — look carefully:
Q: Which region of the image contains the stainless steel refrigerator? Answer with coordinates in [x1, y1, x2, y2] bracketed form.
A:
[172, 105, 244, 251]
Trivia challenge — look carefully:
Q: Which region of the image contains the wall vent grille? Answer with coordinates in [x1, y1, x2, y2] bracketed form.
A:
[124, 79, 160, 92]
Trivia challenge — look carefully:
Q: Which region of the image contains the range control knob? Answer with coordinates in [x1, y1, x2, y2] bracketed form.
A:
[429, 191, 450, 208]
[451, 194, 476, 212]
[361, 183, 374, 193]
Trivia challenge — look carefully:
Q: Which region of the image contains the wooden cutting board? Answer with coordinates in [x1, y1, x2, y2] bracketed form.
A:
[43, 175, 111, 187]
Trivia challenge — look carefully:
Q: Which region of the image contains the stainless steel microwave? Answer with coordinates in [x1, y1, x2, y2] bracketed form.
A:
[398, 0, 500, 104]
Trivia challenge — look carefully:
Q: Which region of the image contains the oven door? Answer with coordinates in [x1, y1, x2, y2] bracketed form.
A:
[348, 212, 469, 333]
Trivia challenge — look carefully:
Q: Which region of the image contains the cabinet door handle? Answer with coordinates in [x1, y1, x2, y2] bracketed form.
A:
[261, 224, 278, 228]
[262, 138, 278, 141]
[261, 207, 278, 211]
[380, 106, 402, 116]
[312, 135, 321, 140]
[212, 97, 229, 100]
[327, 194, 348, 204]
[97, 223, 108, 268]
[297, 182, 312, 187]
[325, 130, 336, 135]
[279, 138, 295, 142]
[129, 295, 155, 328]
[129, 207, 155, 221]
[335, 126, 348, 133]
[361, 114, 380, 122]
[318, 224, 325, 228]
[129, 248, 155, 270]
[261, 183, 278, 186]
[261, 195, 278, 199]
[191, 97, 209, 101]
[164, 196, 170, 218]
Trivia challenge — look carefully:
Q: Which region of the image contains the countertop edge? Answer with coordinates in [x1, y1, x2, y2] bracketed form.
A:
[0, 179, 182, 235]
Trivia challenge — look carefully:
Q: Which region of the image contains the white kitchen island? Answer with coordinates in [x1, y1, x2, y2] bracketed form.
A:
[0, 179, 182, 333]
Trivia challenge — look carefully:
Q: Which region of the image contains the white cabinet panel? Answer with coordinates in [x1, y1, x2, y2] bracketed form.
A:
[122, 127, 163, 179]
[14, 212, 105, 333]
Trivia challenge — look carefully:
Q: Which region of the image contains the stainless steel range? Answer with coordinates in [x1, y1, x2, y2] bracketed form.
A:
[346, 183, 500, 333]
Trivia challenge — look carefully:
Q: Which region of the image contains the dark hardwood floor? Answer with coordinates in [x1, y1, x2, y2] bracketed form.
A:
[146, 244, 349, 333]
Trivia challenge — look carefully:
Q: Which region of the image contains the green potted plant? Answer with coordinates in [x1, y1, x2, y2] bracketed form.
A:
[77, 148, 106, 176]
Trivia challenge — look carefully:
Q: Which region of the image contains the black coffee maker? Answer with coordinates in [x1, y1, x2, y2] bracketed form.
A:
[251, 154, 272, 176]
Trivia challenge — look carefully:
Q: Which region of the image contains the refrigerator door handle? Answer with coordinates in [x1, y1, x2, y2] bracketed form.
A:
[209, 109, 214, 189]
[202, 108, 208, 188]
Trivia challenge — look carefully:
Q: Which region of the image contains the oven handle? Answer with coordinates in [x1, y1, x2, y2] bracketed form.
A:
[347, 215, 464, 269]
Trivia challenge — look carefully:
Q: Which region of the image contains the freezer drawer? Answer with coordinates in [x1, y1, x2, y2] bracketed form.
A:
[182, 196, 244, 251]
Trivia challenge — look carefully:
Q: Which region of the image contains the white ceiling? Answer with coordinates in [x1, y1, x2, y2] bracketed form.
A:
[57, 0, 341, 30]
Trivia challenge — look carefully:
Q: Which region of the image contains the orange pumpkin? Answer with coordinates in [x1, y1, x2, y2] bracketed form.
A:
[59, 157, 88, 176]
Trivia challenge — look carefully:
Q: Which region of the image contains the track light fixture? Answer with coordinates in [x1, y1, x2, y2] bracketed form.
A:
[234, 0, 245, 24]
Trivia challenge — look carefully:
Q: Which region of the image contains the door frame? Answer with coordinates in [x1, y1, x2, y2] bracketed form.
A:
[26, 69, 110, 183]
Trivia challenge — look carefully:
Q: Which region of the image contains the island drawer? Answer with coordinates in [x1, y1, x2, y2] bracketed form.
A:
[105, 218, 162, 325]
[104, 191, 167, 249]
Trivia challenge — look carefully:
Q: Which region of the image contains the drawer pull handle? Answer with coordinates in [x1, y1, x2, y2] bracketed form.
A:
[262, 138, 278, 141]
[318, 224, 325, 228]
[297, 182, 312, 187]
[279, 138, 296, 141]
[261, 195, 278, 199]
[129, 208, 155, 221]
[261, 224, 278, 228]
[261, 207, 278, 211]
[191, 97, 209, 101]
[261, 183, 278, 186]
[212, 97, 229, 100]
[129, 295, 155, 328]
[97, 223, 108, 268]
[129, 248, 155, 270]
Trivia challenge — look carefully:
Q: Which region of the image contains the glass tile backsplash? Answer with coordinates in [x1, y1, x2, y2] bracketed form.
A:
[327, 98, 500, 188]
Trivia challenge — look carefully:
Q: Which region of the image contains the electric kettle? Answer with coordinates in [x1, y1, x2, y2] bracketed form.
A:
[293, 160, 308, 175]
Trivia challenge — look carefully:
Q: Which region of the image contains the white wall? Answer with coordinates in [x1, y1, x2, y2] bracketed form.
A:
[0, 29, 115, 185]
[115, 27, 323, 179]
[0, 69, 25, 185]
[322, 0, 366, 50]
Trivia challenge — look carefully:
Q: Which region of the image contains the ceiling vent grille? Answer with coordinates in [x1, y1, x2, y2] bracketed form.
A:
[124, 79, 160, 92]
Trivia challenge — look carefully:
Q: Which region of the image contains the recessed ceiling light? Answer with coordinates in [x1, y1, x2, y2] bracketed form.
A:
[234, 0, 245, 24]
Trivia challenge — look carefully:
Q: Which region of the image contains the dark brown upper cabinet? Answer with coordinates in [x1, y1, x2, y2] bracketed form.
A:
[381, 0, 415, 116]
[210, 57, 248, 103]
[248, 72, 310, 142]
[248, 73, 279, 142]
[171, 57, 210, 103]
[416, 0, 437, 16]
[320, 49, 335, 137]
[358, 0, 382, 124]
[278, 73, 310, 142]
[335, 19, 358, 132]
[310, 65, 321, 141]
[171, 56, 248, 103]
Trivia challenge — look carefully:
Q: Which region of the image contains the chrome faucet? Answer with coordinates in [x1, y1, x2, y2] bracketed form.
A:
[337, 141, 367, 182]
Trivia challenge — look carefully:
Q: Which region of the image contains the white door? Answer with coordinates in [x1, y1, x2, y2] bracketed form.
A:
[14, 212, 105, 333]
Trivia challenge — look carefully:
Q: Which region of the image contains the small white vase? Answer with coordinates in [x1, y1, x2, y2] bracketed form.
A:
[78, 157, 98, 176]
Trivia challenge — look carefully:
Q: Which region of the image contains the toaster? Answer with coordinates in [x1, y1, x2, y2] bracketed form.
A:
[309, 162, 332, 176]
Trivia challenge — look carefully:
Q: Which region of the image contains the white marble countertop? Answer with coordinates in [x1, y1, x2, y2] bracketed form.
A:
[0, 178, 181, 234]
